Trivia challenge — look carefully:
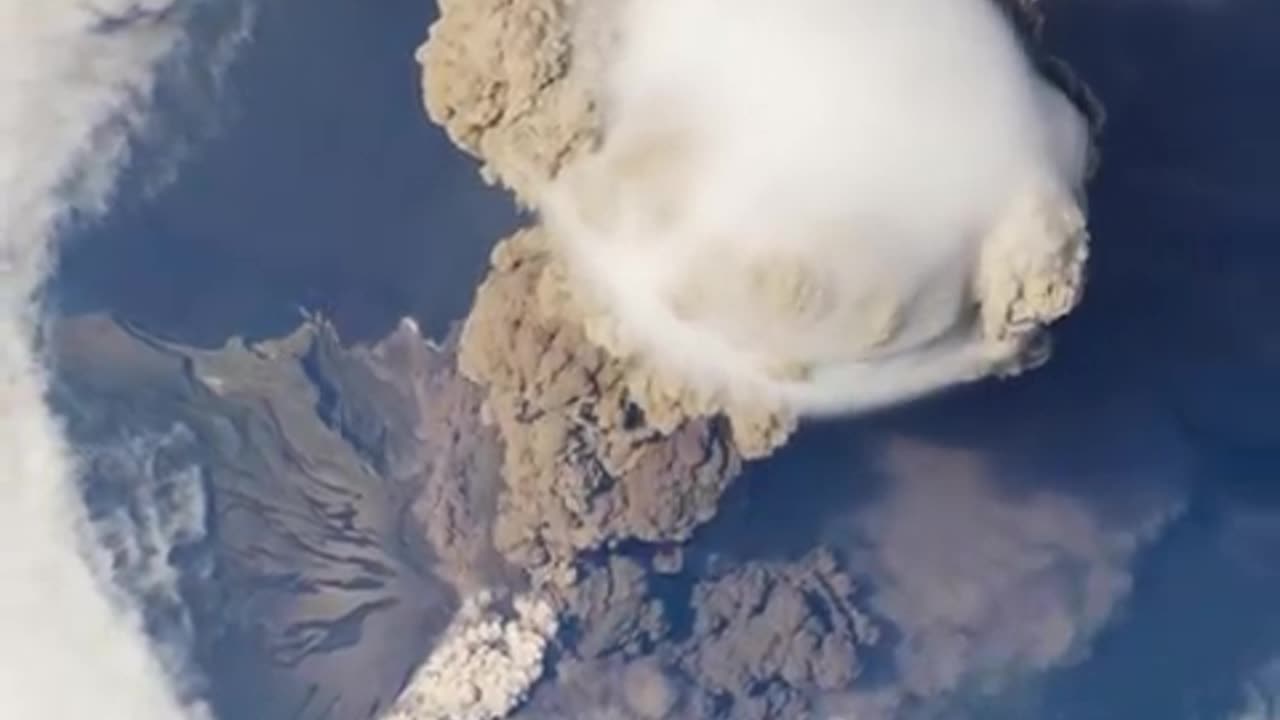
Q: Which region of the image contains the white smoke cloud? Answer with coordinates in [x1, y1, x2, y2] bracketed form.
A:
[0, 1, 242, 717]
[542, 0, 1092, 417]
[386, 591, 558, 720]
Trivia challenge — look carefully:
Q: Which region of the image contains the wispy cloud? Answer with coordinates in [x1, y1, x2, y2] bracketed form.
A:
[80, 423, 213, 700]
[0, 1, 244, 717]
[1231, 658, 1280, 720]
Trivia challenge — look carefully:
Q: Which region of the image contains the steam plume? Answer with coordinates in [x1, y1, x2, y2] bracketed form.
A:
[543, 0, 1092, 416]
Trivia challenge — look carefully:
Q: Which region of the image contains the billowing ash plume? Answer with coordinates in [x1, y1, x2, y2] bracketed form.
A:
[411, 0, 1102, 717]
[0, 1, 242, 717]
[543, 0, 1092, 417]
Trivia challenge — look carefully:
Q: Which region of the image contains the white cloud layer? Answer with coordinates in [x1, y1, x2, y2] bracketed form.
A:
[0, 1, 238, 717]
[543, 0, 1091, 417]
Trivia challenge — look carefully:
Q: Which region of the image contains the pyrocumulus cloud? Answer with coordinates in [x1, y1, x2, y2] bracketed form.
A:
[0, 1, 241, 717]
[543, 0, 1092, 416]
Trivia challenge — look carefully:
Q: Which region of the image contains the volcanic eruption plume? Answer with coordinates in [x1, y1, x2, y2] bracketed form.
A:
[542, 0, 1092, 416]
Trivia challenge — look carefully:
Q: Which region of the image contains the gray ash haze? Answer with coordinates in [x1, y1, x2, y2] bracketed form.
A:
[10, 0, 1280, 719]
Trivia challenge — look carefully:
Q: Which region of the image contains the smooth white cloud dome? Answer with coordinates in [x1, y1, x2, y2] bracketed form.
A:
[544, 0, 1091, 416]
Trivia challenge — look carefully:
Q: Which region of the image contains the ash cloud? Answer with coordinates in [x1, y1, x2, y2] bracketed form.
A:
[411, 1, 1105, 718]
[542, 0, 1093, 418]
[509, 549, 879, 720]
[415, 0, 1096, 587]
[0, 1, 244, 717]
[815, 391, 1192, 718]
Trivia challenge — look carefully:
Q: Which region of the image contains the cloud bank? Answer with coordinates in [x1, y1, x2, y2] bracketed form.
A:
[542, 0, 1092, 417]
[0, 1, 240, 717]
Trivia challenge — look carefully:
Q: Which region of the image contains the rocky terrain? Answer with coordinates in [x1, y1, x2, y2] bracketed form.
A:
[52, 309, 881, 720]
[54, 314, 475, 719]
